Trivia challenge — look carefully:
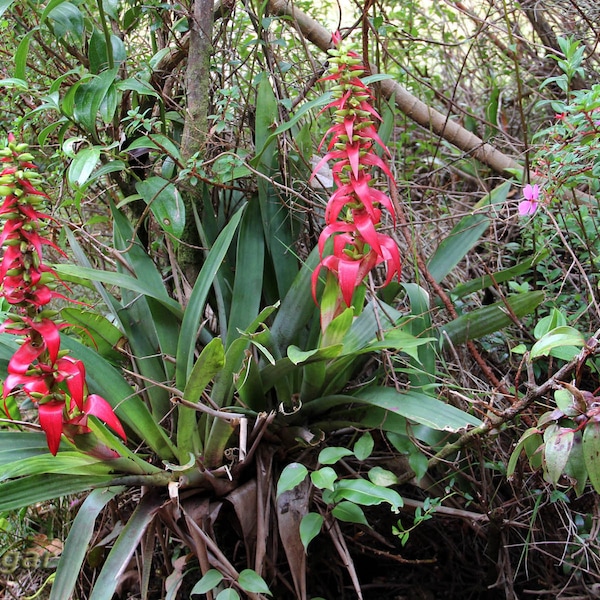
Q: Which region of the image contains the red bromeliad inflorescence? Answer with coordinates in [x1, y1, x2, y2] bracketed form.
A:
[311, 32, 401, 313]
[0, 134, 125, 455]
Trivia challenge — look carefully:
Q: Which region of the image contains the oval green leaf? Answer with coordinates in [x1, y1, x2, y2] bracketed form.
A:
[318, 446, 354, 465]
[300, 512, 324, 551]
[276, 463, 308, 498]
[237, 569, 271, 595]
[331, 501, 369, 526]
[310, 467, 337, 491]
[190, 569, 224, 595]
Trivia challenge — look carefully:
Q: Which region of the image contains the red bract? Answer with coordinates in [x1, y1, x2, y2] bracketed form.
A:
[0, 136, 126, 455]
[312, 33, 401, 317]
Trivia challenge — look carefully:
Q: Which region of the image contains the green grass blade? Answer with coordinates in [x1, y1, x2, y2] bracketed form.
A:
[0, 474, 116, 511]
[176, 205, 245, 388]
[88, 492, 163, 600]
[269, 246, 321, 354]
[0, 432, 67, 464]
[356, 387, 482, 431]
[50, 487, 125, 600]
[439, 291, 545, 348]
[226, 198, 265, 347]
[427, 181, 511, 283]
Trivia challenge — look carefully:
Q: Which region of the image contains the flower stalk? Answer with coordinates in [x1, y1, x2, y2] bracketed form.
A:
[0, 134, 125, 455]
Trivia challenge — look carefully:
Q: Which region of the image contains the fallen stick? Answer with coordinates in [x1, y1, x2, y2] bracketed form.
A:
[268, 0, 523, 177]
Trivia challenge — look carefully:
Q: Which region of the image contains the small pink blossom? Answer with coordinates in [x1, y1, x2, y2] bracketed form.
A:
[518, 183, 540, 216]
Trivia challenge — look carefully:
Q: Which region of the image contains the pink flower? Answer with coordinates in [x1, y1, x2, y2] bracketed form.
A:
[518, 183, 540, 216]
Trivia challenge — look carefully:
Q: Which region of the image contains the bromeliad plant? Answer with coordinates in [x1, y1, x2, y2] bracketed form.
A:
[312, 31, 401, 330]
[0, 135, 125, 455]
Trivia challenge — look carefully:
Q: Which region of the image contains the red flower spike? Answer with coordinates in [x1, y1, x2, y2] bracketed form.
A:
[311, 34, 402, 322]
[38, 401, 65, 455]
[0, 136, 127, 454]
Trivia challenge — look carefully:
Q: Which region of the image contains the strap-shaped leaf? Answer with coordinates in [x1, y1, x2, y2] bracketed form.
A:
[50, 487, 124, 600]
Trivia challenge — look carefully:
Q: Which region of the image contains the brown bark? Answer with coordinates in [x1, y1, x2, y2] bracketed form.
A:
[177, 0, 215, 287]
[267, 0, 522, 177]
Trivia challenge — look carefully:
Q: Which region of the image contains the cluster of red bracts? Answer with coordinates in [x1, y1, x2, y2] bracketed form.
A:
[311, 32, 401, 312]
[0, 135, 125, 454]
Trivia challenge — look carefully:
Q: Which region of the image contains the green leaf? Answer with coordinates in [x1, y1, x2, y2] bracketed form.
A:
[0, 474, 116, 511]
[176, 206, 245, 386]
[368, 466, 399, 487]
[310, 467, 337, 491]
[357, 329, 436, 363]
[177, 337, 225, 459]
[286, 344, 343, 365]
[507, 427, 542, 478]
[126, 134, 181, 161]
[88, 493, 163, 600]
[47, 2, 84, 41]
[318, 446, 354, 465]
[190, 569, 224, 595]
[225, 197, 264, 347]
[0, 77, 28, 89]
[251, 91, 333, 165]
[277, 463, 308, 498]
[68, 146, 101, 187]
[0, 432, 66, 465]
[50, 487, 124, 600]
[564, 432, 587, 496]
[439, 291, 545, 348]
[331, 501, 369, 526]
[449, 256, 538, 299]
[216, 591, 240, 600]
[355, 387, 482, 431]
[408, 449, 429, 481]
[299, 512, 324, 551]
[427, 181, 511, 282]
[73, 68, 119, 136]
[0, 0, 16, 17]
[353, 432, 374, 461]
[136, 176, 185, 239]
[332, 479, 403, 510]
[0, 452, 114, 481]
[269, 246, 321, 353]
[55, 264, 182, 316]
[116, 77, 160, 99]
[530, 326, 586, 359]
[14, 29, 36, 80]
[583, 422, 600, 494]
[61, 307, 125, 364]
[88, 28, 127, 73]
[237, 569, 271, 595]
[533, 308, 567, 339]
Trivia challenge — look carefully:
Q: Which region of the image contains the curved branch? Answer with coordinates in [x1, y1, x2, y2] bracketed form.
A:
[267, 0, 522, 177]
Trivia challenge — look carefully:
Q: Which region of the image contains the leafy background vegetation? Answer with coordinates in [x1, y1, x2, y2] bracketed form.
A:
[1, 0, 600, 598]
